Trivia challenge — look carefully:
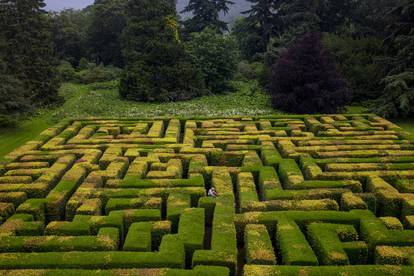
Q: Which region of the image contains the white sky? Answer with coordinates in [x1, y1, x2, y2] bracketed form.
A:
[45, 0, 94, 11]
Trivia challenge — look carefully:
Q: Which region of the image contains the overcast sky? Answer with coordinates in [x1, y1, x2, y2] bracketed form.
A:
[45, 0, 94, 11]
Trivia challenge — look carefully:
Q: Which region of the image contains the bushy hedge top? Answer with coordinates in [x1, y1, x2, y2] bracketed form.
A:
[0, 115, 413, 275]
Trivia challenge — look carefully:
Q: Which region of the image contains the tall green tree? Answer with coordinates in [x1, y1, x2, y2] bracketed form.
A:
[243, 0, 278, 53]
[0, 0, 59, 105]
[349, 0, 396, 37]
[278, 0, 356, 33]
[120, 0, 205, 102]
[50, 8, 89, 65]
[323, 34, 386, 102]
[87, 0, 126, 66]
[373, 0, 414, 118]
[383, 0, 414, 74]
[182, 0, 234, 33]
[185, 28, 239, 92]
[0, 58, 29, 127]
[231, 17, 261, 60]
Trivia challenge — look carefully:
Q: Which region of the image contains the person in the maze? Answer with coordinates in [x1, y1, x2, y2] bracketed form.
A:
[207, 187, 218, 197]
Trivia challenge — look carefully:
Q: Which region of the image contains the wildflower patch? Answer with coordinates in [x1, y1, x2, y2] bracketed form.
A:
[0, 115, 414, 275]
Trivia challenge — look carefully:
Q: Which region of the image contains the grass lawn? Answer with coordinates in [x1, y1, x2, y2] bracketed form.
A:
[52, 80, 274, 119]
[1, 80, 413, 159]
[0, 113, 53, 161]
[392, 118, 414, 134]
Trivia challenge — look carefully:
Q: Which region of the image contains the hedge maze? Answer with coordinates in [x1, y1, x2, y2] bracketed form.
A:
[1, 115, 414, 275]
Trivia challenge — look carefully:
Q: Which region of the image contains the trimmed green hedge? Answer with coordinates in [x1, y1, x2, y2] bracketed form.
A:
[244, 224, 276, 265]
[0, 234, 185, 269]
[244, 265, 414, 276]
[0, 266, 230, 276]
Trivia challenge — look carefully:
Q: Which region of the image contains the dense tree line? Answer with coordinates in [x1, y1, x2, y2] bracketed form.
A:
[181, 0, 234, 34]
[0, 0, 412, 123]
[119, 0, 206, 102]
[373, 0, 414, 117]
[50, 0, 238, 102]
[0, 0, 59, 126]
[234, 0, 413, 116]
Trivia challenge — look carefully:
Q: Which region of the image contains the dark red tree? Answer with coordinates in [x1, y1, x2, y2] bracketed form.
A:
[270, 32, 352, 114]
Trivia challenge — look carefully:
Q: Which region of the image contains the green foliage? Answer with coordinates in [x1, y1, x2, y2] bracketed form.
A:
[78, 58, 91, 71]
[50, 9, 88, 66]
[87, 0, 126, 67]
[120, 0, 205, 102]
[235, 61, 264, 82]
[278, 0, 356, 34]
[185, 28, 239, 93]
[348, 0, 396, 37]
[182, 0, 234, 34]
[0, 0, 59, 106]
[0, 60, 29, 127]
[244, 0, 277, 53]
[53, 80, 273, 119]
[0, 115, 17, 128]
[87, 80, 119, 90]
[373, 72, 414, 118]
[75, 65, 122, 84]
[57, 61, 121, 84]
[231, 17, 261, 60]
[240, 0, 358, 60]
[373, 0, 414, 118]
[57, 61, 76, 82]
[323, 34, 386, 102]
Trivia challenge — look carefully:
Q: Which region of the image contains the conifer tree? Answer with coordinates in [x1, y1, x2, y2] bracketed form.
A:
[0, 58, 29, 127]
[87, 0, 126, 66]
[120, 0, 205, 102]
[182, 0, 234, 33]
[270, 33, 351, 114]
[373, 0, 414, 118]
[0, 0, 59, 105]
[243, 0, 276, 53]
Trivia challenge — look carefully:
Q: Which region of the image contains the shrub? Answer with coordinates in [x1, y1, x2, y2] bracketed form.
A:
[78, 58, 95, 71]
[185, 28, 239, 93]
[0, 0, 60, 106]
[270, 32, 352, 114]
[57, 61, 76, 82]
[75, 65, 122, 84]
[236, 61, 264, 81]
[323, 34, 385, 102]
[0, 115, 17, 128]
[57, 58, 122, 84]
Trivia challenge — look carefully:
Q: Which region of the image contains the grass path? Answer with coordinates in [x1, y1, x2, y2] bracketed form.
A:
[1, 81, 413, 160]
[0, 114, 53, 161]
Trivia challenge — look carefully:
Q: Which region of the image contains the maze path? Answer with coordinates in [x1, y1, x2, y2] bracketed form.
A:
[0, 115, 414, 275]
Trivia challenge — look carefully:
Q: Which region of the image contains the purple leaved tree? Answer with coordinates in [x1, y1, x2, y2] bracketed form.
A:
[270, 32, 352, 114]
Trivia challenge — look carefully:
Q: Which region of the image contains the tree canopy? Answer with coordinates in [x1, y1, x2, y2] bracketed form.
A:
[119, 0, 205, 102]
[270, 33, 351, 114]
[0, 0, 59, 106]
[182, 0, 234, 33]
